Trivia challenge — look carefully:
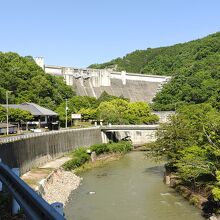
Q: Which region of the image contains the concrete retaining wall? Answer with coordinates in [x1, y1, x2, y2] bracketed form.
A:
[103, 130, 157, 146]
[0, 128, 102, 175]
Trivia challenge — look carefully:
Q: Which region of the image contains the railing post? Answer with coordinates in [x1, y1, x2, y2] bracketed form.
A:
[51, 202, 64, 217]
[11, 168, 20, 215]
[0, 159, 2, 192]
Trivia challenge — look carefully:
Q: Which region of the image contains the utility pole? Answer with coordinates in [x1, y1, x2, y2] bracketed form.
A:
[65, 99, 68, 129]
[6, 91, 10, 135]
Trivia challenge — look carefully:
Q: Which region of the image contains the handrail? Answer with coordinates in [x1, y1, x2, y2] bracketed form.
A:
[100, 124, 159, 130]
[0, 162, 65, 220]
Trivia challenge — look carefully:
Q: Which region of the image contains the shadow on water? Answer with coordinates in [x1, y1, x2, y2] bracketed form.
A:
[143, 165, 165, 176]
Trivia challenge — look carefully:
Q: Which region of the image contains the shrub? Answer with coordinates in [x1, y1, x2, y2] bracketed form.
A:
[90, 143, 109, 155]
[63, 141, 132, 171]
[108, 141, 132, 153]
[63, 147, 90, 170]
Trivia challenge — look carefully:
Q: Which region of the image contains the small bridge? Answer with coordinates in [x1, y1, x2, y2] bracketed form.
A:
[100, 124, 159, 146]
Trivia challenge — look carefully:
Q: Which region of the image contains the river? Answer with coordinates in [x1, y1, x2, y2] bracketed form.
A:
[65, 151, 204, 220]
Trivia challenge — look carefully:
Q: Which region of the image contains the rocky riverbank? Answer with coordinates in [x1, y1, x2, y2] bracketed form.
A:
[39, 168, 82, 205]
[164, 173, 220, 220]
[37, 153, 122, 205]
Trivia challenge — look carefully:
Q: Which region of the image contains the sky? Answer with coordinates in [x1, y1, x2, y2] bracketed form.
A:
[0, 0, 220, 68]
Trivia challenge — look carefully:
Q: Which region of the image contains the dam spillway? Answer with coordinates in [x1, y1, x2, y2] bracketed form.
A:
[35, 57, 171, 102]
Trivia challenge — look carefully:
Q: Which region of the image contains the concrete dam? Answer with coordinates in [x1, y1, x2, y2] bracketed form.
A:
[35, 57, 171, 103]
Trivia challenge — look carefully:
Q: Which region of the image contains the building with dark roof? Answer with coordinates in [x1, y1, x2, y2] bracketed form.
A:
[3, 103, 59, 130]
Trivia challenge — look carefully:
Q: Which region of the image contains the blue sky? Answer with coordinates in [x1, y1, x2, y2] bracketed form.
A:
[1, 0, 220, 67]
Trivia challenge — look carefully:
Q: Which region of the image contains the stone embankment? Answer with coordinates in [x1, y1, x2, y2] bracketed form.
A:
[39, 169, 81, 205]
[164, 173, 220, 220]
[22, 157, 82, 206]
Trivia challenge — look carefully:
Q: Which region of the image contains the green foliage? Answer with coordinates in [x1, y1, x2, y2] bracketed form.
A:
[96, 98, 158, 125]
[176, 146, 217, 183]
[90, 143, 109, 155]
[97, 98, 130, 124]
[63, 147, 90, 170]
[107, 141, 132, 153]
[146, 102, 220, 204]
[89, 32, 220, 110]
[212, 187, 220, 201]
[0, 105, 6, 122]
[63, 141, 132, 171]
[56, 96, 97, 125]
[96, 91, 129, 106]
[0, 52, 75, 110]
[90, 141, 132, 155]
[0, 105, 33, 123]
[9, 108, 33, 122]
[212, 171, 220, 201]
[78, 108, 97, 120]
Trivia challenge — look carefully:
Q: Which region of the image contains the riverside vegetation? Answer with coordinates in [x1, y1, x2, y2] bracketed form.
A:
[63, 141, 132, 171]
[146, 103, 220, 217]
[89, 31, 220, 216]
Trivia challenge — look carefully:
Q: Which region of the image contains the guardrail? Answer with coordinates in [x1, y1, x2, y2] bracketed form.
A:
[0, 126, 99, 144]
[100, 124, 159, 131]
[0, 161, 65, 219]
[0, 125, 160, 144]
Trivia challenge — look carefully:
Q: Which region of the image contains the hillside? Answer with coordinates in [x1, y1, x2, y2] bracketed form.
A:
[0, 52, 75, 110]
[89, 32, 220, 110]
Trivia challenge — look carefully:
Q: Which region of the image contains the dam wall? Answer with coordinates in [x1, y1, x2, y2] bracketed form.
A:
[103, 130, 157, 146]
[0, 128, 102, 175]
[34, 57, 171, 103]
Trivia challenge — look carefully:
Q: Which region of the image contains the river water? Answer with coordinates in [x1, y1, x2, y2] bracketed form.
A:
[65, 151, 204, 220]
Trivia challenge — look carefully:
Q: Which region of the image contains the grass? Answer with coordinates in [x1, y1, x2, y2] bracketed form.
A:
[63, 141, 133, 171]
[74, 153, 123, 174]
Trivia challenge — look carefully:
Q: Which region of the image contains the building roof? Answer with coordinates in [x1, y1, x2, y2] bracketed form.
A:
[0, 123, 17, 128]
[3, 103, 58, 116]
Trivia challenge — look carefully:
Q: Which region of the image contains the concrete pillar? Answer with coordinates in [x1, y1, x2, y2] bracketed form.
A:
[12, 168, 20, 215]
[121, 71, 126, 85]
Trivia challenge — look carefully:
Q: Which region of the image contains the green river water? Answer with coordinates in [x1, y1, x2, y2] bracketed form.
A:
[65, 151, 204, 220]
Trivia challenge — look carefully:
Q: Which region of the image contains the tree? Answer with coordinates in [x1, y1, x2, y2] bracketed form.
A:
[9, 108, 33, 123]
[0, 105, 6, 122]
[0, 52, 75, 110]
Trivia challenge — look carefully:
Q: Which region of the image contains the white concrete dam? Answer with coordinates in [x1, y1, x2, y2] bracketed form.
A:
[35, 57, 171, 102]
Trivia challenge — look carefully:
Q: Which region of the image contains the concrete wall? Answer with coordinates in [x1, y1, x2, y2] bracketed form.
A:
[103, 130, 157, 147]
[34, 58, 171, 103]
[0, 128, 102, 175]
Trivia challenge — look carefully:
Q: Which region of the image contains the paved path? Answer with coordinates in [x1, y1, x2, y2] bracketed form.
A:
[21, 156, 71, 189]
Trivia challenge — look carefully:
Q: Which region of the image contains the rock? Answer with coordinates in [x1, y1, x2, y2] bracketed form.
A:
[164, 175, 171, 185]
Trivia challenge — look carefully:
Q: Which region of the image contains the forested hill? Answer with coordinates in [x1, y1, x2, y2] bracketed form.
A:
[89, 32, 220, 110]
[0, 52, 74, 110]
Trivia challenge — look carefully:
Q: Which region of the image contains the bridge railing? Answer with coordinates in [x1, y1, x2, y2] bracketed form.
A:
[0, 161, 65, 220]
[100, 124, 159, 130]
